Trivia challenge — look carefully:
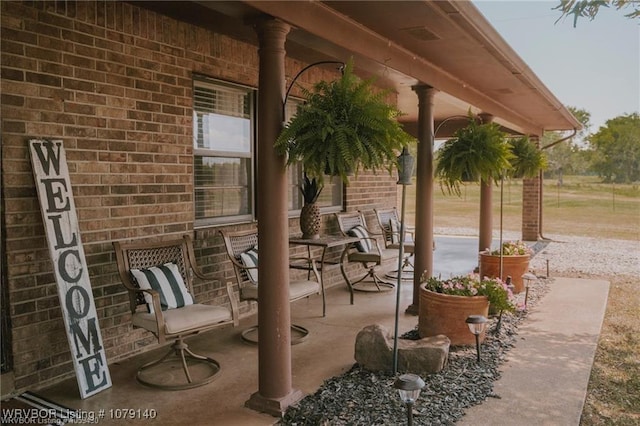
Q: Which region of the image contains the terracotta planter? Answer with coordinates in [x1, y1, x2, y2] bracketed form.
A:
[419, 286, 489, 346]
[478, 252, 530, 294]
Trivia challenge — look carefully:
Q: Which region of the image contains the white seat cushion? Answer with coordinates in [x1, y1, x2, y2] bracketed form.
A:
[240, 283, 258, 301]
[349, 247, 397, 263]
[133, 303, 232, 335]
[289, 279, 320, 301]
[241, 280, 319, 302]
[387, 242, 415, 254]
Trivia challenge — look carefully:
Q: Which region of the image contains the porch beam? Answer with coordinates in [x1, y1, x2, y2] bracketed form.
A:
[242, 0, 544, 136]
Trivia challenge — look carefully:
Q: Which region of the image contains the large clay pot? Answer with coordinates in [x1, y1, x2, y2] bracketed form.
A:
[419, 286, 489, 346]
[478, 253, 530, 293]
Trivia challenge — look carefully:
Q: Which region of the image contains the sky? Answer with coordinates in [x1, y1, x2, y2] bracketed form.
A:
[473, 1, 639, 133]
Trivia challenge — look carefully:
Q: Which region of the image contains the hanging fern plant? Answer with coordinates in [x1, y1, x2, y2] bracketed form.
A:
[275, 59, 414, 184]
[508, 136, 548, 178]
[435, 114, 512, 196]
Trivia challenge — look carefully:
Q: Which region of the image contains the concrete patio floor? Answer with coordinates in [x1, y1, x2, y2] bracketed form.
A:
[26, 272, 419, 426]
[4, 236, 610, 425]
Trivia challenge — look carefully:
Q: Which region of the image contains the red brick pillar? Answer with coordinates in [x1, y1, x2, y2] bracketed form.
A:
[407, 85, 437, 315]
[246, 19, 304, 417]
[522, 177, 541, 240]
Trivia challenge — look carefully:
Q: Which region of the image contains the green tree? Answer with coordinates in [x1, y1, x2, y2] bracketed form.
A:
[568, 106, 592, 144]
[543, 106, 591, 182]
[587, 113, 640, 183]
[555, 0, 640, 26]
[544, 141, 574, 183]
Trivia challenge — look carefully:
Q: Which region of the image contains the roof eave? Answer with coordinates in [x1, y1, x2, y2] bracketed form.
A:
[446, 1, 582, 131]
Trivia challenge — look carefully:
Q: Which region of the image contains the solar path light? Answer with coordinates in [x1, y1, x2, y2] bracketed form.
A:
[394, 373, 425, 426]
[466, 315, 488, 363]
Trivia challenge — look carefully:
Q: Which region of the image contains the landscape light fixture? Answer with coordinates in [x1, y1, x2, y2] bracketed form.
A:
[546, 259, 550, 278]
[466, 315, 488, 363]
[392, 147, 414, 374]
[394, 373, 425, 426]
[522, 273, 536, 310]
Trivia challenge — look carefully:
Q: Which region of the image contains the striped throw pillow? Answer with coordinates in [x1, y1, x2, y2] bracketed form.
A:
[347, 225, 372, 253]
[239, 246, 259, 285]
[131, 262, 194, 313]
[389, 219, 400, 244]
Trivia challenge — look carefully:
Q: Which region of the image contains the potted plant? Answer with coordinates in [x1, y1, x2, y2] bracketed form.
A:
[275, 59, 414, 185]
[479, 241, 533, 293]
[435, 113, 512, 196]
[299, 173, 322, 239]
[418, 273, 516, 346]
[508, 136, 548, 179]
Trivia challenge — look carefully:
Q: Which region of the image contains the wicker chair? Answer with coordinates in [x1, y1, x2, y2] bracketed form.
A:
[335, 211, 398, 296]
[219, 228, 322, 345]
[374, 207, 416, 278]
[113, 235, 239, 390]
[374, 207, 416, 249]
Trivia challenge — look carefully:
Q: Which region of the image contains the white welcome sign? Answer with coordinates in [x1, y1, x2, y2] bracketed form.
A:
[29, 139, 111, 399]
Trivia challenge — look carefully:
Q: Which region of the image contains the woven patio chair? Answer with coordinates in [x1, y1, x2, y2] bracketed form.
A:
[113, 235, 239, 390]
[374, 207, 416, 278]
[219, 228, 322, 345]
[335, 211, 398, 297]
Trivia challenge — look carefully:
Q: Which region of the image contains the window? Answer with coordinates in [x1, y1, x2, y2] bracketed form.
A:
[285, 100, 343, 214]
[192, 77, 342, 227]
[193, 78, 254, 226]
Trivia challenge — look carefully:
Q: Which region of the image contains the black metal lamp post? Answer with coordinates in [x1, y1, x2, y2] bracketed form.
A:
[392, 147, 414, 374]
[466, 314, 488, 363]
[282, 60, 345, 115]
[394, 373, 425, 426]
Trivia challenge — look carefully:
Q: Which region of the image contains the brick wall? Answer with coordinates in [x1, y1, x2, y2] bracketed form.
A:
[0, 0, 399, 393]
[522, 176, 541, 241]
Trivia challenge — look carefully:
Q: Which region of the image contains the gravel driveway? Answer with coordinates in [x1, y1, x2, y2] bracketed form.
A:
[435, 227, 639, 278]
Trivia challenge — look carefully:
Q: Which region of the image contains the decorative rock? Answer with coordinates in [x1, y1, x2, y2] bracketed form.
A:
[354, 324, 393, 371]
[354, 324, 450, 374]
[398, 335, 450, 373]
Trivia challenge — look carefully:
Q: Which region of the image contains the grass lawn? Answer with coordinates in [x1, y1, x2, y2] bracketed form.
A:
[402, 175, 639, 241]
[581, 275, 639, 425]
[400, 175, 639, 424]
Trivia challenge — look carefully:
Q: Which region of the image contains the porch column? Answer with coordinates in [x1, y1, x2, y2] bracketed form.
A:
[478, 113, 494, 254]
[407, 84, 437, 315]
[246, 19, 303, 416]
[522, 136, 542, 240]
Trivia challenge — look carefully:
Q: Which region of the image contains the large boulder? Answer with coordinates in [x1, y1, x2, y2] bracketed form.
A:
[354, 324, 449, 374]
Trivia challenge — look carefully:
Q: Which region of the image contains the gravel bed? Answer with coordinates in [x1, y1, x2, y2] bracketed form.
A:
[434, 227, 639, 278]
[279, 232, 637, 425]
[527, 233, 638, 277]
[280, 278, 548, 425]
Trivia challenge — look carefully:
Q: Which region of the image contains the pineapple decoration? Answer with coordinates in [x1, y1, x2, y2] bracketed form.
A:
[300, 173, 323, 239]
